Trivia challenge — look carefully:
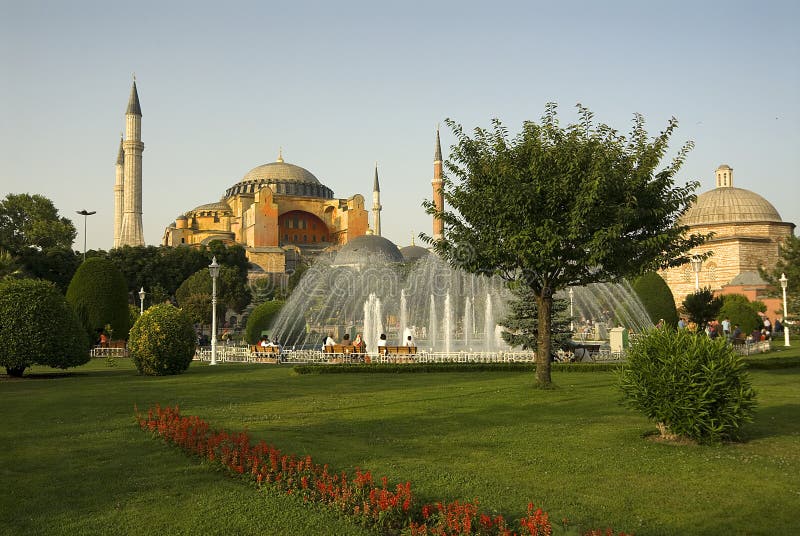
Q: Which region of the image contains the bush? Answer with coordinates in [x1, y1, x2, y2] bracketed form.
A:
[632, 271, 679, 327]
[244, 300, 285, 344]
[0, 278, 89, 376]
[619, 327, 757, 444]
[128, 304, 196, 376]
[66, 257, 130, 341]
[718, 294, 762, 334]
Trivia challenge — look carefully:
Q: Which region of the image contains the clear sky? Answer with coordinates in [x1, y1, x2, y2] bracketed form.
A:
[2, 0, 798, 253]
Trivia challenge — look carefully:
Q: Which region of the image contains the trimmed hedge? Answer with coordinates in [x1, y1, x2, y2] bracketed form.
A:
[293, 362, 622, 374]
[128, 304, 196, 376]
[244, 300, 285, 344]
[632, 271, 679, 327]
[66, 257, 130, 340]
[0, 278, 89, 376]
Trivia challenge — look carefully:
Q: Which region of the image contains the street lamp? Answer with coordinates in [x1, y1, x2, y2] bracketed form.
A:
[76, 209, 96, 261]
[138, 287, 146, 315]
[780, 273, 790, 347]
[568, 287, 575, 332]
[208, 256, 220, 366]
[690, 255, 703, 291]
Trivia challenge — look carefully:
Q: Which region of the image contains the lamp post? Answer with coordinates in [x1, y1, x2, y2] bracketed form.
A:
[569, 287, 575, 332]
[208, 256, 220, 366]
[690, 255, 703, 291]
[76, 210, 96, 261]
[780, 273, 790, 347]
[138, 287, 146, 315]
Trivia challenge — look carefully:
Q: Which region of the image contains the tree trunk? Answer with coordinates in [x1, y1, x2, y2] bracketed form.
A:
[535, 291, 553, 387]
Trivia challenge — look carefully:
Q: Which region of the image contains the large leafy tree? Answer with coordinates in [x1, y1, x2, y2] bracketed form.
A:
[422, 105, 707, 386]
[760, 233, 800, 322]
[0, 193, 76, 254]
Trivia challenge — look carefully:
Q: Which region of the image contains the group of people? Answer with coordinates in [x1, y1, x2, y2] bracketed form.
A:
[257, 336, 283, 350]
[677, 315, 785, 343]
[321, 332, 415, 352]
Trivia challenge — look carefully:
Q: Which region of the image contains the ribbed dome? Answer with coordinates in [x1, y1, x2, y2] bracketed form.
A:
[682, 187, 783, 226]
[333, 235, 404, 265]
[242, 161, 321, 185]
[400, 244, 430, 262]
[188, 200, 232, 214]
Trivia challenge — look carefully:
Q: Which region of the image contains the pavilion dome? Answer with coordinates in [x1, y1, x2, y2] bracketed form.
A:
[187, 200, 232, 215]
[682, 187, 783, 226]
[400, 244, 430, 262]
[333, 234, 404, 266]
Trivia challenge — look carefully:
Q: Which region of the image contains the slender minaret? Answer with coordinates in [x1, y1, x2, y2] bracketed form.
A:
[372, 162, 382, 236]
[119, 79, 145, 246]
[432, 127, 444, 241]
[113, 137, 125, 248]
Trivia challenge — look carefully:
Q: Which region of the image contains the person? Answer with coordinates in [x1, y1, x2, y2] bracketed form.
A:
[259, 336, 269, 348]
[341, 333, 351, 346]
[732, 324, 742, 340]
[763, 317, 772, 333]
[677, 317, 687, 330]
[722, 317, 731, 337]
[774, 318, 784, 334]
[99, 332, 108, 348]
[655, 318, 664, 329]
[353, 333, 366, 353]
[377, 333, 387, 347]
[321, 334, 335, 350]
[404, 334, 414, 347]
[750, 328, 761, 342]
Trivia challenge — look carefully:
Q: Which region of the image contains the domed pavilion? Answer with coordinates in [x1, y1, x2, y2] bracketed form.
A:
[162, 151, 368, 273]
[660, 164, 795, 306]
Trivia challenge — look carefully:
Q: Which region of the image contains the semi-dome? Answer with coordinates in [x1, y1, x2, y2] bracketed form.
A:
[333, 234, 404, 266]
[187, 200, 232, 215]
[682, 187, 783, 226]
[225, 153, 334, 199]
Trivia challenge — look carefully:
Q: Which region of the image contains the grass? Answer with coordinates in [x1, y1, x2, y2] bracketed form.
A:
[1, 346, 799, 535]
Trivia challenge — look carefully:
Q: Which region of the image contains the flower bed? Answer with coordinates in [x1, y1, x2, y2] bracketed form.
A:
[134, 403, 630, 536]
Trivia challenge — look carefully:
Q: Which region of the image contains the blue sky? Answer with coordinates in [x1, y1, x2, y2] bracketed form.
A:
[2, 0, 798, 252]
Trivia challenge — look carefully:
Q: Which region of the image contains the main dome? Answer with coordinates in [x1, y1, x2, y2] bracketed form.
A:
[681, 186, 783, 226]
[225, 154, 334, 199]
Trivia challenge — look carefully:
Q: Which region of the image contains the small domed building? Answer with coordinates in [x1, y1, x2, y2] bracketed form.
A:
[660, 164, 795, 305]
[332, 232, 404, 268]
[162, 152, 369, 273]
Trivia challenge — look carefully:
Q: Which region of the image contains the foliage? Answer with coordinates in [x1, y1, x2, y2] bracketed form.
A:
[760, 233, 800, 323]
[718, 294, 762, 335]
[128, 304, 195, 376]
[681, 287, 723, 329]
[176, 264, 251, 322]
[288, 259, 310, 295]
[0, 193, 76, 254]
[244, 300, 285, 344]
[501, 284, 571, 352]
[0, 278, 88, 376]
[619, 327, 757, 444]
[15, 246, 81, 293]
[66, 257, 131, 341]
[632, 271, 679, 327]
[181, 293, 212, 326]
[421, 105, 707, 386]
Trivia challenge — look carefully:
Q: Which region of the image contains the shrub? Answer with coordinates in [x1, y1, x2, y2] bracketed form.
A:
[619, 327, 757, 444]
[0, 278, 89, 376]
[718, 294, 762, 334]
[66, 257, 130, 341]
[632, 271, 679, 327]
[244, 300, 284, 344]
[681, 287, 722, 329]
[128, 304, 195, 376]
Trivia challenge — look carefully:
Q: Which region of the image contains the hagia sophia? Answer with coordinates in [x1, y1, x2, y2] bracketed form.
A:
[112, 82, 795, 314]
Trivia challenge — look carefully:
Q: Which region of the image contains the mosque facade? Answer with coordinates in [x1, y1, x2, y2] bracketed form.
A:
[659, 164, 795, 309]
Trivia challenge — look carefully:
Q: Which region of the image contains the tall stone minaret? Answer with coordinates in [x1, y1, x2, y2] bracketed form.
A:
[113, 137, 125, 248]
[432, 127, 444, 241]
[119, 80, 145, 247]
[372, 162, 382, 236]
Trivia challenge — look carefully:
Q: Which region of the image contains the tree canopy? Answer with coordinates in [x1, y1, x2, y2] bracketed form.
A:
[0, 193, 76, 254]
[422, 105, 707, 386]
[760, 233, 800, 322]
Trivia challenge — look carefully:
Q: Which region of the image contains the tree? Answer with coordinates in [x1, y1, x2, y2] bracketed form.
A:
[681, 288, 722, 329]
[128, 304, 196, 376]
[632, 272, 679, 328]
[245, 300, 285, 344]
[717, 294, 762, 335]
[175, 265, 250, 324]
[501, 284, 571, 353]
[422, 105, 707, 386]
[66, 257, 131, 341]
[16, 246, 81, 293]
[0, 193, 76, 254]
[760, 233, 800, 322]
[0, 278, 89, 376]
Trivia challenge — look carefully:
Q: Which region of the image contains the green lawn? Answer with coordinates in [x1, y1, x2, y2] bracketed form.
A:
[1, 351, 799, 535]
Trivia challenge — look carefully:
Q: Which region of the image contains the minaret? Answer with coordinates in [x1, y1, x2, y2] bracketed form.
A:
[119, 79, 145, 247]
[432, 127, 444, 241]
[372, 162, 382, 236]
[113, 137, 125, 248]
